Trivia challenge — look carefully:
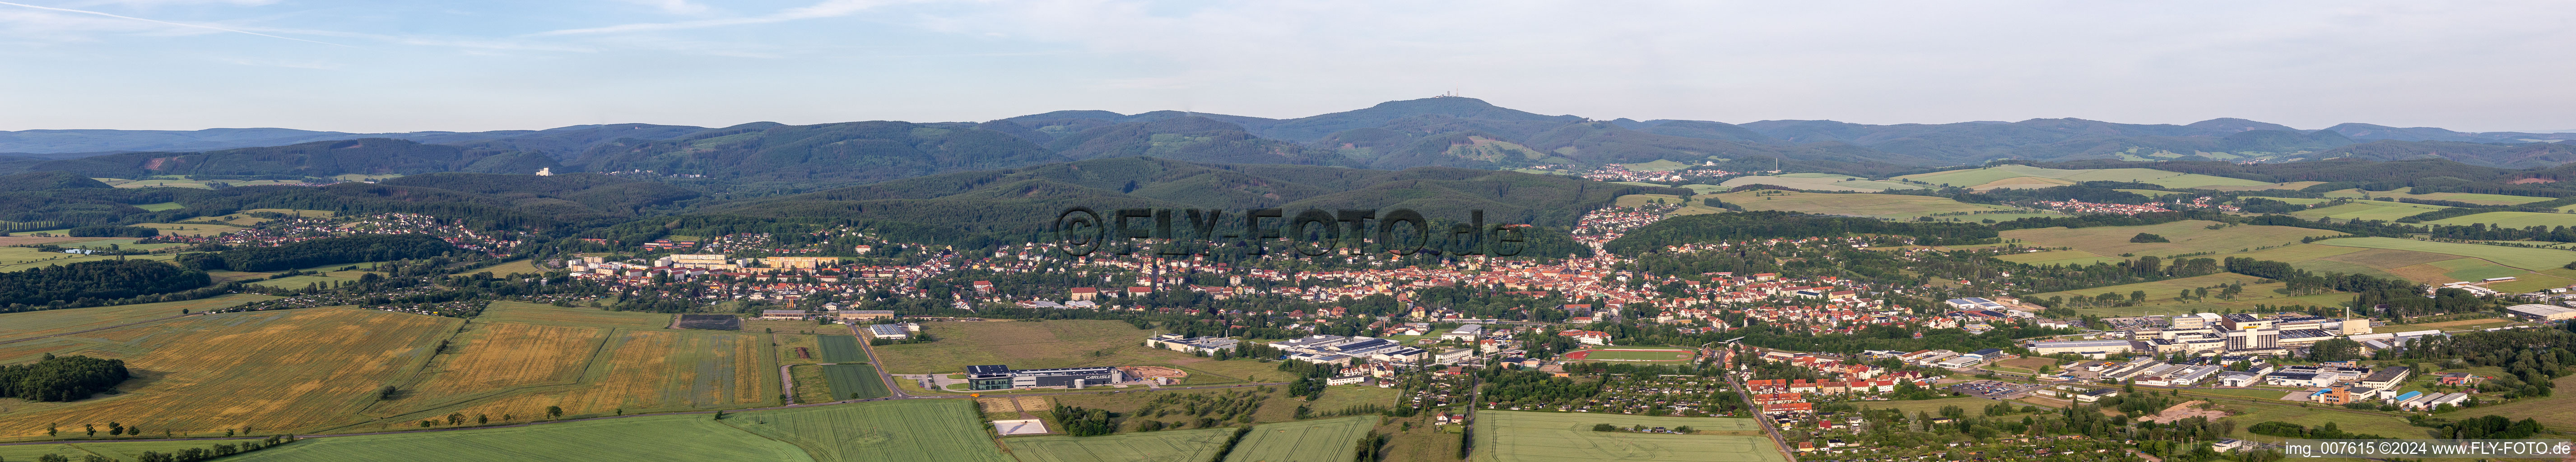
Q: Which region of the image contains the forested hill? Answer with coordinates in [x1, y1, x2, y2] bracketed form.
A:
[29, 139, 545, 178]
[564, 121, 1067, 189]
[691, 157, 1688, 246]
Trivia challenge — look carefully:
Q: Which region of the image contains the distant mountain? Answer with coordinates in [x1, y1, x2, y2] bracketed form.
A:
[709, 157, 1688, 245]
[31, 139, 521, 178]
[567, 121, 1067, 188]
[1256, 97, 1580, 143]
[2325, 124, 2576, 143]
[0, 125, 705, 157]
[1042, 116, 1343, 166]
[0, 171, 111, 192]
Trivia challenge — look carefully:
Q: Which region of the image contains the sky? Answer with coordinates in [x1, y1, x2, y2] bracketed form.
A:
[2, 0, 2573, 133]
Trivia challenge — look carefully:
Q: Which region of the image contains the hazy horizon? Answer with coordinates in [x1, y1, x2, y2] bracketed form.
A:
[4, 0, 2571, 133]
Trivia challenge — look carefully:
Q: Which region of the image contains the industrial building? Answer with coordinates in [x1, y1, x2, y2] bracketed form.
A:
[2507, 304, 2576, 322]
[1269, 335, 1430, 365]
[2026, 339, 2136, 356]
[1145, 334, 1241, 354]
[963, 365, 1125, 390]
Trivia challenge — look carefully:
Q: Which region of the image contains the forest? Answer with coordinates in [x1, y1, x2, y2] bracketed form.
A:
[0, 259, 210, 310]
[0, 354, 132, 402]
[193, 234, 460, 272]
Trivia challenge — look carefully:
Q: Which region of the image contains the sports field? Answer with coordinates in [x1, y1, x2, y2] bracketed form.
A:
[874, 320, 1278, 385]
[228, 415, 814, 462]
[1711, 190, 2037, 220]
[1711, 173, 1924, 192]
[2319, 189, 2553, 206]
[2426, 211, 2576, 228]
[1999, 220, 2337, 258]
[0, 307, 460, 439]
[1006, 427, 1236, 462]
[1473, 411, 1777, 462]
[1565, 347, 1697, 362]
[1894, 165, 2269, 190]
[1225, 416, 1376, 462]
[724, 399, 1011, 462]
[0, 294, 275, 345]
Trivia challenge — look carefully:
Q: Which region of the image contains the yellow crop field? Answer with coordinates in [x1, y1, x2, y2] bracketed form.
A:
[475, 301, 670, 328]
[369, 321, 611, 418]
[0, 307, 458, 439]
[349, 328, 777, 430]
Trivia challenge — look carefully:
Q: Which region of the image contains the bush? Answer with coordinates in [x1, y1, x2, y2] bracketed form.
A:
[2130, 232, 2169, 243]
[1592, 423, 1617, 432]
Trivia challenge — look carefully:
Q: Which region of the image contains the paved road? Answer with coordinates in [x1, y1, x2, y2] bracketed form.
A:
[1724, 370, 1801, 462]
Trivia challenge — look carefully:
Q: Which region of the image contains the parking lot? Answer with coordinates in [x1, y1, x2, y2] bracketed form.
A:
[1947, 380, 2046, 399]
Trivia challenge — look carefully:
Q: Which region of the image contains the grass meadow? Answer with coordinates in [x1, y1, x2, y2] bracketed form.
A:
[724, 400, 1011, 462]
[1991, 249, 2124, 266]
[2319, 189, 2553, 206]
[229, 415, 813, 462]
[1005, 427, 1236, 462]
[1711, 174, 1924, 192]
[1472, 411, 1779, 462]
[1711, 190, 2037, 220]
[2426, 211, 2576, 228]
[2466, 375, 2576, 430]
[1224, 416, 1376, 462]
[2285, 200, 2451, 222]
[2030, 273, 2356, 317]
[1999, 220, 2337, 259]
[0, 294, 276, 345]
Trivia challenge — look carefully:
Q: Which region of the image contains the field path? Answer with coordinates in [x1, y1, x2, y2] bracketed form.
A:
[0, 312, 199, 345]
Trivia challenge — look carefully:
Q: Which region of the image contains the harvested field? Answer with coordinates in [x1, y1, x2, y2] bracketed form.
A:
[1006, 427, 1236, 462]
[2144, 401, 2232, 424]
[2319, 189, 2552, 206]
[369, 321, 609, 416]
[1711, 174, 1923, 192]
[1991, 249, 2122, 266]
[0, 307, 459, 438]
[2313, 237, 2576, 271]
[473, 301, 670, 328]
[348, 328, 776, 431]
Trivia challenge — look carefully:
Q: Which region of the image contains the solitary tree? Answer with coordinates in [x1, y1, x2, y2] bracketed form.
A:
[547, 406, 563, 419]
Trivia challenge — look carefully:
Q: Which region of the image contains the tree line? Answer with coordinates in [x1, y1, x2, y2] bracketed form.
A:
[0, 259, 210, 311]
[0, 354, 132, 402]
[182, 234, 458, 272]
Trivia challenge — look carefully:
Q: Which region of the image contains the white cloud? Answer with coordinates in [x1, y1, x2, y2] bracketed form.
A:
[619, 0, 708, 15]
[535, 0, 896, 36]
[0, 0, 344, 46]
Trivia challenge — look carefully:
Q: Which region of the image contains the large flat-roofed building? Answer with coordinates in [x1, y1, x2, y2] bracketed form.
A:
[1146, 333, 1241, 354]
[1944, 298, 2007, 311]
[1441, 324, 1485, 341]
[763, 256, 840, 269]
[2274, 328, 2335, 348]
[835, 310, 897, 321]
[2507, 304, 2576, 322]
[963, 365, 1125, 390]
[2028, 339, 2136, 355]
[866, 323, 911, 340]
[759, 310, 810, 320]
[2224, 328, 2278, 351]
[660, 254, 738, 270]
[1269, 335, 1429, 365]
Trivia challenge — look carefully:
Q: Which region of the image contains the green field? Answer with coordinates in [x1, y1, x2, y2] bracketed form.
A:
[1711, 173, 1925, 192]
[820, 364, 890, 401]
[0, 440, 258, 461]
[724, 400, 1010, 462]
[816, 335, 866, 362]
[2218, 401, 2427, 443]
[2030, 273, 2356, 317]
[1992, 249, 2124, 266]
[0, 243, 179, 272]
[0, 294, 276, 345]
[1712, 190, 2040, 220]
[228, 415, 813, 462]
[1006, 427, 1236, 462]
[2310, 237, 2576, 272]
[2469, 374, 2576, 430]
[1999, 220, 2338, 258]
[250, 274, 360, 289]
[1894, 165, 2270, 190]
[874, 320, 1279, 386]
[1621, 160, 1694, 171]
[2427, 211, 2576, 228]
[1225, 416, 1376, 462]
[2319, 189, 2552, 206]
[1473, 411, 1777, 462]
[2287, 199, 2451, 222]
[134, 202, 184, 211]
